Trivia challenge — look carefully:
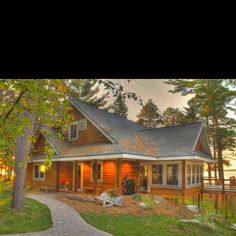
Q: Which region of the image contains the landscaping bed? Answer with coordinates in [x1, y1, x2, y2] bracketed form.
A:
[57, 193, 194, 218]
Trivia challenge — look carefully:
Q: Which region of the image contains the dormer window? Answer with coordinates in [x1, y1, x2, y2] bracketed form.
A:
[68, 122, 78, 140]
[79, 119, 87, 130]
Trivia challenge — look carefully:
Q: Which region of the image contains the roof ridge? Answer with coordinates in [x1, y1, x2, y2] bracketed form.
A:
[69, 97, 147, 128]
[138, 121, 203, 132]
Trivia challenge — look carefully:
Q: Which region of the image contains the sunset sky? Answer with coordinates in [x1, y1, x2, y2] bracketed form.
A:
[99, 79, 236, 170]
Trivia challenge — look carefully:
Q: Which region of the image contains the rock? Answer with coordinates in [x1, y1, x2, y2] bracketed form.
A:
[186, 205, 199, 213]
[153, 196, 165, 202]
[140, 202, 149, 208]
[230, 223, 236, 230]
[180, 219, 201, 224]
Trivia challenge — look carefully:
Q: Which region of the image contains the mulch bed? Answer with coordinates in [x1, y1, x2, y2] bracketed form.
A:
[56, 193, 194, 218]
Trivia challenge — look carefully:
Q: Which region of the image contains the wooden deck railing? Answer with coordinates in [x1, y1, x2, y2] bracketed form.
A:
[202, 177, 236, 193]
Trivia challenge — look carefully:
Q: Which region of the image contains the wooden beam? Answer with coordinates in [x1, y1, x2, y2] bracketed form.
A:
[116, 159, 122, 195]
[136, 160, 140, 193]
[72, 161, 75, 192]
[56, 162, 60, 192]
[93, 160, 98, 196]
[182, 160, 186, 196]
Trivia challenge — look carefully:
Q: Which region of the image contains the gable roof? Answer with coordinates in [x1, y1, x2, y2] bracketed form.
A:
[31, 99, 213, 161]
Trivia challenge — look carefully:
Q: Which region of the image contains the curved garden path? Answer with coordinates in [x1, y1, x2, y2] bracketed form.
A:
[3, 193, 112, 236]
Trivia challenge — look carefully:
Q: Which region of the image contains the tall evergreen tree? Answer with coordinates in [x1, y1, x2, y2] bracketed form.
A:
[165, 79, 236, 179]
[162, 107, 185, 126]
[136, 99, 163, 128]
[68, 79, 108, 108]
[110, 93, 128, 118]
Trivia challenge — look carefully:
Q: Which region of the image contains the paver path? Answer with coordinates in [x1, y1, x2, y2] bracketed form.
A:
[3, 193, 112, 236]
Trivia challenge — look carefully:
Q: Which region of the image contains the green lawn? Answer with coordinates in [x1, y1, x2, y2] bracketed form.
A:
[81, 212, 236, 236]
[0, 190, 52, 234]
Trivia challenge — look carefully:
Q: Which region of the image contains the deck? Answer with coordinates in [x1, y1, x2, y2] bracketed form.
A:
[202, 177, 236, 194]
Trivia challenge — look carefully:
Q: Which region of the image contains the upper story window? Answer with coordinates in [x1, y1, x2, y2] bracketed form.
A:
[79, 119, 87, 131]
[68, 121, 78, 140]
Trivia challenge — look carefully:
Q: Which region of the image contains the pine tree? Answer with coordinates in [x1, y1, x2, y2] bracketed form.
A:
[68, 79, 108, 108]
[165, 79, 236, 179]
[136, 99, 163, 128]
[111, 93, 128, 118]
[162, 107, 185, 126]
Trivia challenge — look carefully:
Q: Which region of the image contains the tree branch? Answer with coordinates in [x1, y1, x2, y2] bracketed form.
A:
[4, 89, 28, 118]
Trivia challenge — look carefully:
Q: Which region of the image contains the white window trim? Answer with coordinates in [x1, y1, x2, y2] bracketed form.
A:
[78, 119, 87, 131]
[145, 161, 182, 189]
[33, 164, 45, 181]
[90, 161, 103, 183]
[186, 161, 203, 188]
[152, 164, 164, 186]
[68, 121, 79, 140]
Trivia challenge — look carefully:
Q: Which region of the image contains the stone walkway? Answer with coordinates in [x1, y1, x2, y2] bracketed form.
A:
[3, 193, 112, 236]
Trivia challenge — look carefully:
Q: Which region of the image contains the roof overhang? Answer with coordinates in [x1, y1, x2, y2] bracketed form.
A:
[155, 155, 215, 163]
[28, 153, 158, 163]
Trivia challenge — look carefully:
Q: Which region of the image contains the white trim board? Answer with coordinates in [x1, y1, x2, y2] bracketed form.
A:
[28, 154, 214, 163]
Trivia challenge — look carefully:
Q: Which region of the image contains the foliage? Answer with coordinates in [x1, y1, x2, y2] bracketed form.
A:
[165, 79, 236, 178]
[0, 192, 52, 234]
[110, 93, 128, 118]
[141, 195, 156, 209]
[162, 107, 186, 126]
[107, 189, 117, 198]
[136, 99, 163, 128]
[132, 194, 142, 201]
[67, 79, 109, 108]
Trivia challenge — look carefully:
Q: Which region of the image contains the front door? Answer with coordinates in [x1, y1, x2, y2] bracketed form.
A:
[77, 163, 82, 191]
[139, 165, 148, 191]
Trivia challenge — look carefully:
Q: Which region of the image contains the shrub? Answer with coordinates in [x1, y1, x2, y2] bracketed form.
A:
[132, 194, 142, 201]
[107, 189, 117, 198]
[141, 195, 156, 209]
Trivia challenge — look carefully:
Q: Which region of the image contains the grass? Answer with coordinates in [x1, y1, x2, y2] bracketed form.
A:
[81, 212, 236, 236]
[0, 190, 52, 234]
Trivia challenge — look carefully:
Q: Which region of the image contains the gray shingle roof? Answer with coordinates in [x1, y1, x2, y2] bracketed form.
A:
[32, 100, 212, 160]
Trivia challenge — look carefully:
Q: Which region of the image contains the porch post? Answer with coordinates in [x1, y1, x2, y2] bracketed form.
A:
[116, 159, 122, 195]
[93, 159, 98, 196]
[72, 161, 75, 192]
[136, 160, 140, 193]
[56, 162, 60, 192]
[182, 160, 186, 198]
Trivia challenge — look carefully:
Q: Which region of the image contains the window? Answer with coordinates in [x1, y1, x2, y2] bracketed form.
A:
[68, 122, 78, 140]
[152, 165, 163, 184]
[79, 119, 87, 130]
[167, 164, 178, 185]
[192, 165, 196, 184]
[187, 165, 191, 185]
[33, 164, 45, 180]
[187, 164, 203, 186]
[91, 161, 102, 181]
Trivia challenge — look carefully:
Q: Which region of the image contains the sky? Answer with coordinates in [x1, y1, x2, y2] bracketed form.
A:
[98, 79, 236, 170]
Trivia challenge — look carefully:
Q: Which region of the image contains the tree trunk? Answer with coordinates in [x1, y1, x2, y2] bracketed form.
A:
[217, 138, 224, 180]
[11, 111, 35, 209]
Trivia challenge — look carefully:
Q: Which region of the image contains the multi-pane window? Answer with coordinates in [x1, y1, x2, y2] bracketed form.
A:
[33, 164, 45, 180]
[187, 165, 191, 185]
[187, 164, 203, 186]
[91, 162, 102, 181]
[167, 164, 178, 185]
[152, 165, 163, 184]
[69, 122, 78, 140]
[79, 119, 87, 130]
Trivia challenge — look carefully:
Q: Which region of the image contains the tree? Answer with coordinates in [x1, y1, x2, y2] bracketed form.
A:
[0, 79, 140, 209]
[165, 79, 236, 179]
[110, 93, 128, 118]
[67, 79, 108, 108]
[136, 99, 163, 128]
[162, 107, 185, 126]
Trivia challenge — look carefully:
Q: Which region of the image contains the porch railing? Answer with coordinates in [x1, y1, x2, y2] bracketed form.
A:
[202, 177, 236, 194]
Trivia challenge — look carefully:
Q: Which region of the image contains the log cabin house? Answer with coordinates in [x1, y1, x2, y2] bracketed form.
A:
[26, 97, 214, 201]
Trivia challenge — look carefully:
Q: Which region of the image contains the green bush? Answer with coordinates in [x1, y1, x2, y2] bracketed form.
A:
[132, 194, 142, 201]
[141, 195, 156, 209]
